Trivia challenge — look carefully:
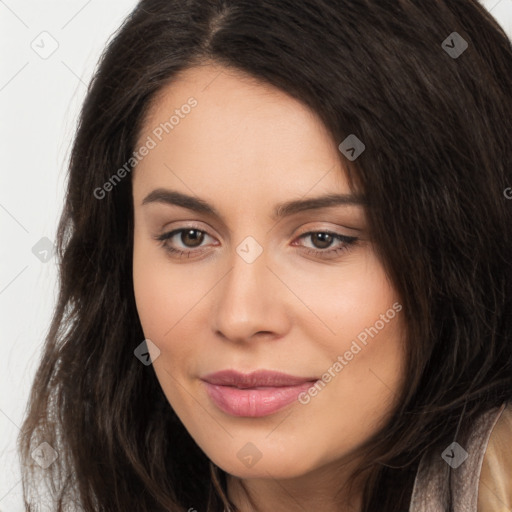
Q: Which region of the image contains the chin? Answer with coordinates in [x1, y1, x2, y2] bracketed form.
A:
[207, 443, 320, 480]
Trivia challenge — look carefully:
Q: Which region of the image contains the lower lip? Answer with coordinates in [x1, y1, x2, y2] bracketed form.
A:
[203, 381, 316, 417]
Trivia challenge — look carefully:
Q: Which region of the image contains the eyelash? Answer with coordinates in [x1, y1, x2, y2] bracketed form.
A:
[154, 226, 358, 260]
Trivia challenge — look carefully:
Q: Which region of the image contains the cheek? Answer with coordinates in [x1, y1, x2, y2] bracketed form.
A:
[132, 241, 198, 403]
[272, 248, 399, 348]
[132, 235, 214, 357]
[131, 231, 191, 352]
[132, 228, 184, 326]
[132, 240, 167, 339]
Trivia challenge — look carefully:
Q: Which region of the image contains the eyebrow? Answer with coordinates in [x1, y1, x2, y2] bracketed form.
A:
[142, 188, 367, 220]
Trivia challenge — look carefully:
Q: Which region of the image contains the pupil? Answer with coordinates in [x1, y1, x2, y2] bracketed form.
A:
[313, 233, 333, 249]
[182, 229, 203, 247]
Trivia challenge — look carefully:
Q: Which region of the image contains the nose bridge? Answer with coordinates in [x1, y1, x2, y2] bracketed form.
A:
[212, 238, 285, 341]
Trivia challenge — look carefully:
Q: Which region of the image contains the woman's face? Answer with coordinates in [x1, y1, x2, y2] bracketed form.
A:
[132, 63, 406, 483]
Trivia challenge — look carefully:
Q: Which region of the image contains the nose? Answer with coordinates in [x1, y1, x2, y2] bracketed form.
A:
[211, 244, 291, 344]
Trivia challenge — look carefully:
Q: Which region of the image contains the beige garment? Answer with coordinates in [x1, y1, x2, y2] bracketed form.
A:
[409, 401, 512, 511]
[477, 402, 512, 511]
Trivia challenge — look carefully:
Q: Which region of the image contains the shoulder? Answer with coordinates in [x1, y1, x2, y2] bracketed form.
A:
[477, 401, 512, 512]
[409, 401, 510, 512]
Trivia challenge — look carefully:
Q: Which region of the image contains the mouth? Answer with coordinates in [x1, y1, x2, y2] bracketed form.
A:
[201, 369, 318, 417]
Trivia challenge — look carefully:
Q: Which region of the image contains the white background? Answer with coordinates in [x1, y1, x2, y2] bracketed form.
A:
[1, 1, 511, 510]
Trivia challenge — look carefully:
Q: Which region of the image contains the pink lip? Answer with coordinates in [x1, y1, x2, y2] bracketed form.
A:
[201, 370, 318, 417]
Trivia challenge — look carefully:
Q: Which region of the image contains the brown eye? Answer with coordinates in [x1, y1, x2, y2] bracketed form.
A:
[310, 232, 334, 249]
[180, 229, 204, 247]
[155, 227, 216, 259]
[294, 231, 359, 260]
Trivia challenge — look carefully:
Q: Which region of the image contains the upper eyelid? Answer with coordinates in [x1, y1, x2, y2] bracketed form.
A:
[158, 226, 216, 243]
[159, 218, 361, 236]
[160, 221, 219, 239]
[292, 231, 358, 250]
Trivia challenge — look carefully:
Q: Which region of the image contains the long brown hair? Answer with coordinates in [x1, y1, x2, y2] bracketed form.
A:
[18, 1, 512, 510]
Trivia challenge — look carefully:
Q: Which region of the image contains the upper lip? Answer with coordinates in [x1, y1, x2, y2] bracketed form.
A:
[201, 369, 318, 388]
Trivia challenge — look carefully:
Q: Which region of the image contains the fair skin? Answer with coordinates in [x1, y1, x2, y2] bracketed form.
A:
[132, 62, 407, 512]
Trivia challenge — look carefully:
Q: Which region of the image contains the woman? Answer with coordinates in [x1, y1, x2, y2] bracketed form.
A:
[18, 1, 512, 511]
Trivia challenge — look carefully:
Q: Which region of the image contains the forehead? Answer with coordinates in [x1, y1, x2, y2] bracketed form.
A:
[133, 63, 352, 203]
